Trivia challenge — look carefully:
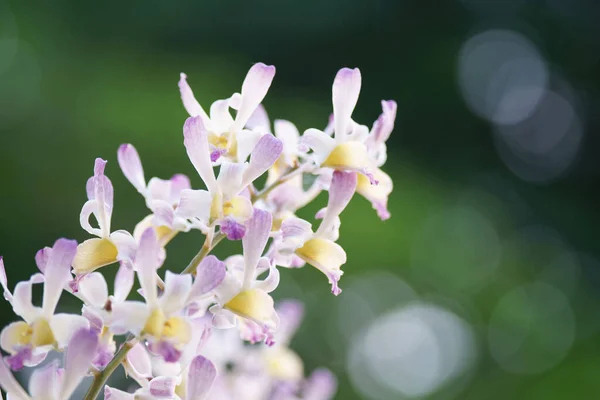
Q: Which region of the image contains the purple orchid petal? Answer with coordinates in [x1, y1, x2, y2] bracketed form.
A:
[150, 340, 182, 363]
[183, 116, 218, 193]
[149, 376, 177, 398]
[187, 355, 217, 399]
[221, 219, 246, 241]
[5, 346, 32, 371]
[61, 328, 99, 399]
[179, 72, 210, 122]
[242, 134, 283, 188]
[34, 246, 51, 274]
[42, 238, 78, 317]
[192, 255, 226, 297]
[332, 67, 361, 139]
[117, 144, 146, 194]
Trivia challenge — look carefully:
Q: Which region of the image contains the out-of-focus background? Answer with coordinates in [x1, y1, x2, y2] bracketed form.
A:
[2, 0, 600, 398]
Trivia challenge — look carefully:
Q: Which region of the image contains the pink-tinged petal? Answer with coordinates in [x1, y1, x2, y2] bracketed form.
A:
[110, 301, 150, 335]
[117, 144, 146, 194]
[253, 262, 279, 293]
[274, 119, 300, 159]
[110, 230, 138, 264]
[29, 360, 60, 399]
[332, 67, 361, 140]
[5, 346, 32, 371]
[295, 238, 346, 296]
[356, 167, 392, 220]
[209, 99, 234, 133]
[149, 376, 177, 398]
[147, 177, 172, 205]
[0, 358, 30, 399]
[242, 209, 272, 287]
[190, 255, 226, 297]
[176, 189, 212, 222]
[78, 272, 109, 308]
[149, 340, 182, 363]
[158, 271, 192, 316]
[220, 219, 246, 241]
[236, 129, 263, 163]
[187, 355, 217, 400]
[280, 217, 313, 254]
[91, 158, 114, 236]
[41, 238, 77, 317]
[11, 279, 39, 323]
[276, 300, 304, 345]
[151, 200, 175, 228]
[216, 161, 246, 197]
[179, 73, 210, 122]
[183, 116, 218, 192]
[105, 386, 135, 400]
[233, 63, 276, 131]
[82, 306, 103, 333]
[60, 328, 99, 399]
[79, 200, 102, 237]
[304, 368, 338, 400]
[0, 257, 12, 303]
[34, 247, 51, 274]
[169, 174, 191, 202]
[371, 100, 397, 145]
[300, 129, 337, 165]
[135, 229, 161, 306]
[315, 171, 356, 237]
[114, 261, 134, 303]
[125, 342, 152, 379]
[211, 308, 237, 329]
[242, 134, 283, 188]
[50, 314, 90, 348]
[245, 104, 271, 132]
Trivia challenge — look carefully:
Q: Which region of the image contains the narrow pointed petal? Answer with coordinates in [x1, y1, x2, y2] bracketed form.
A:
[183, 116, 218, 192]
[135, 229, 161, 306]
[91, 158, 114, 236]
[371, 100, 397, 145]
[0, 359, 30, 400]
[78, 272, 109, 308]
[187, 355, 217, 400]
[125, 342, 152, 379]
[42, 238, 77, 317]
[61, 328, 99, 399]
[242, 134, 283, 188]
[245, 104, 271, 132]
[315, 171, 357, 237]
[233, 63, 276, 131]
[11, 279, 40, 323]
[158, 271, 192, 316]
[114, 261, 135, 303]
[332, 67, 361, 140]
[34, 247, 51, 274]
[29, 360, 60, 399]
[0, 257, 12, 303]
[118, 144, 146, 194]
[242, 209, 272, 287]
[253, 263, 280, 293]
[179, 73, 210, 122]
[209, 99, 234, 133]
[190, 255, 226, 298]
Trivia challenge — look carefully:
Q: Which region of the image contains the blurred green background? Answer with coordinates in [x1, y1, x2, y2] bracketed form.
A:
[2, 0, 600, 398]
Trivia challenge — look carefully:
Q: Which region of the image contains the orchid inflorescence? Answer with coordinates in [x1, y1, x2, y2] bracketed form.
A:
[0, 63, 395, 400]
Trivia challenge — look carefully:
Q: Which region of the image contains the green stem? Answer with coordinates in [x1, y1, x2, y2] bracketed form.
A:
[82, 337, 137, 400]
[182, 231, 226, 275]
[252, 166, 300, 202]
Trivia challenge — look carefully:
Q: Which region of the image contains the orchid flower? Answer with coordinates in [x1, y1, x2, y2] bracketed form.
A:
[118, 144, 193, 246]
[72, 261, 135, 369]
[300, 68, 373, 178]
[0, 328, 99, 400]
[110, 229, 224, 363]
[176, 116, 282, 240]
[0, 239, 89, 370]
[275, 171, 357, 295]
[73, 158, 136, 275]
[179, 63, 276, 164]
[210, 209, 280, 344]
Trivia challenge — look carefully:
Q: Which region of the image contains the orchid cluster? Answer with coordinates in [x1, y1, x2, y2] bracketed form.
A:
[0, 63, 395, 399]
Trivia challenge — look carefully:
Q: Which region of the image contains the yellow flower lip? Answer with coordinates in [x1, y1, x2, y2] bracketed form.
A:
[72, 238, 118, 274]
[225, 289, 275, 324]
[142, 308, 191, 345]
[322, 142, 370, 170]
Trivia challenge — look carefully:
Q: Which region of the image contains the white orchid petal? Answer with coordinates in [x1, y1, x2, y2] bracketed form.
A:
[117, 144, 146, 194]
[332, 67, 361, 141]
